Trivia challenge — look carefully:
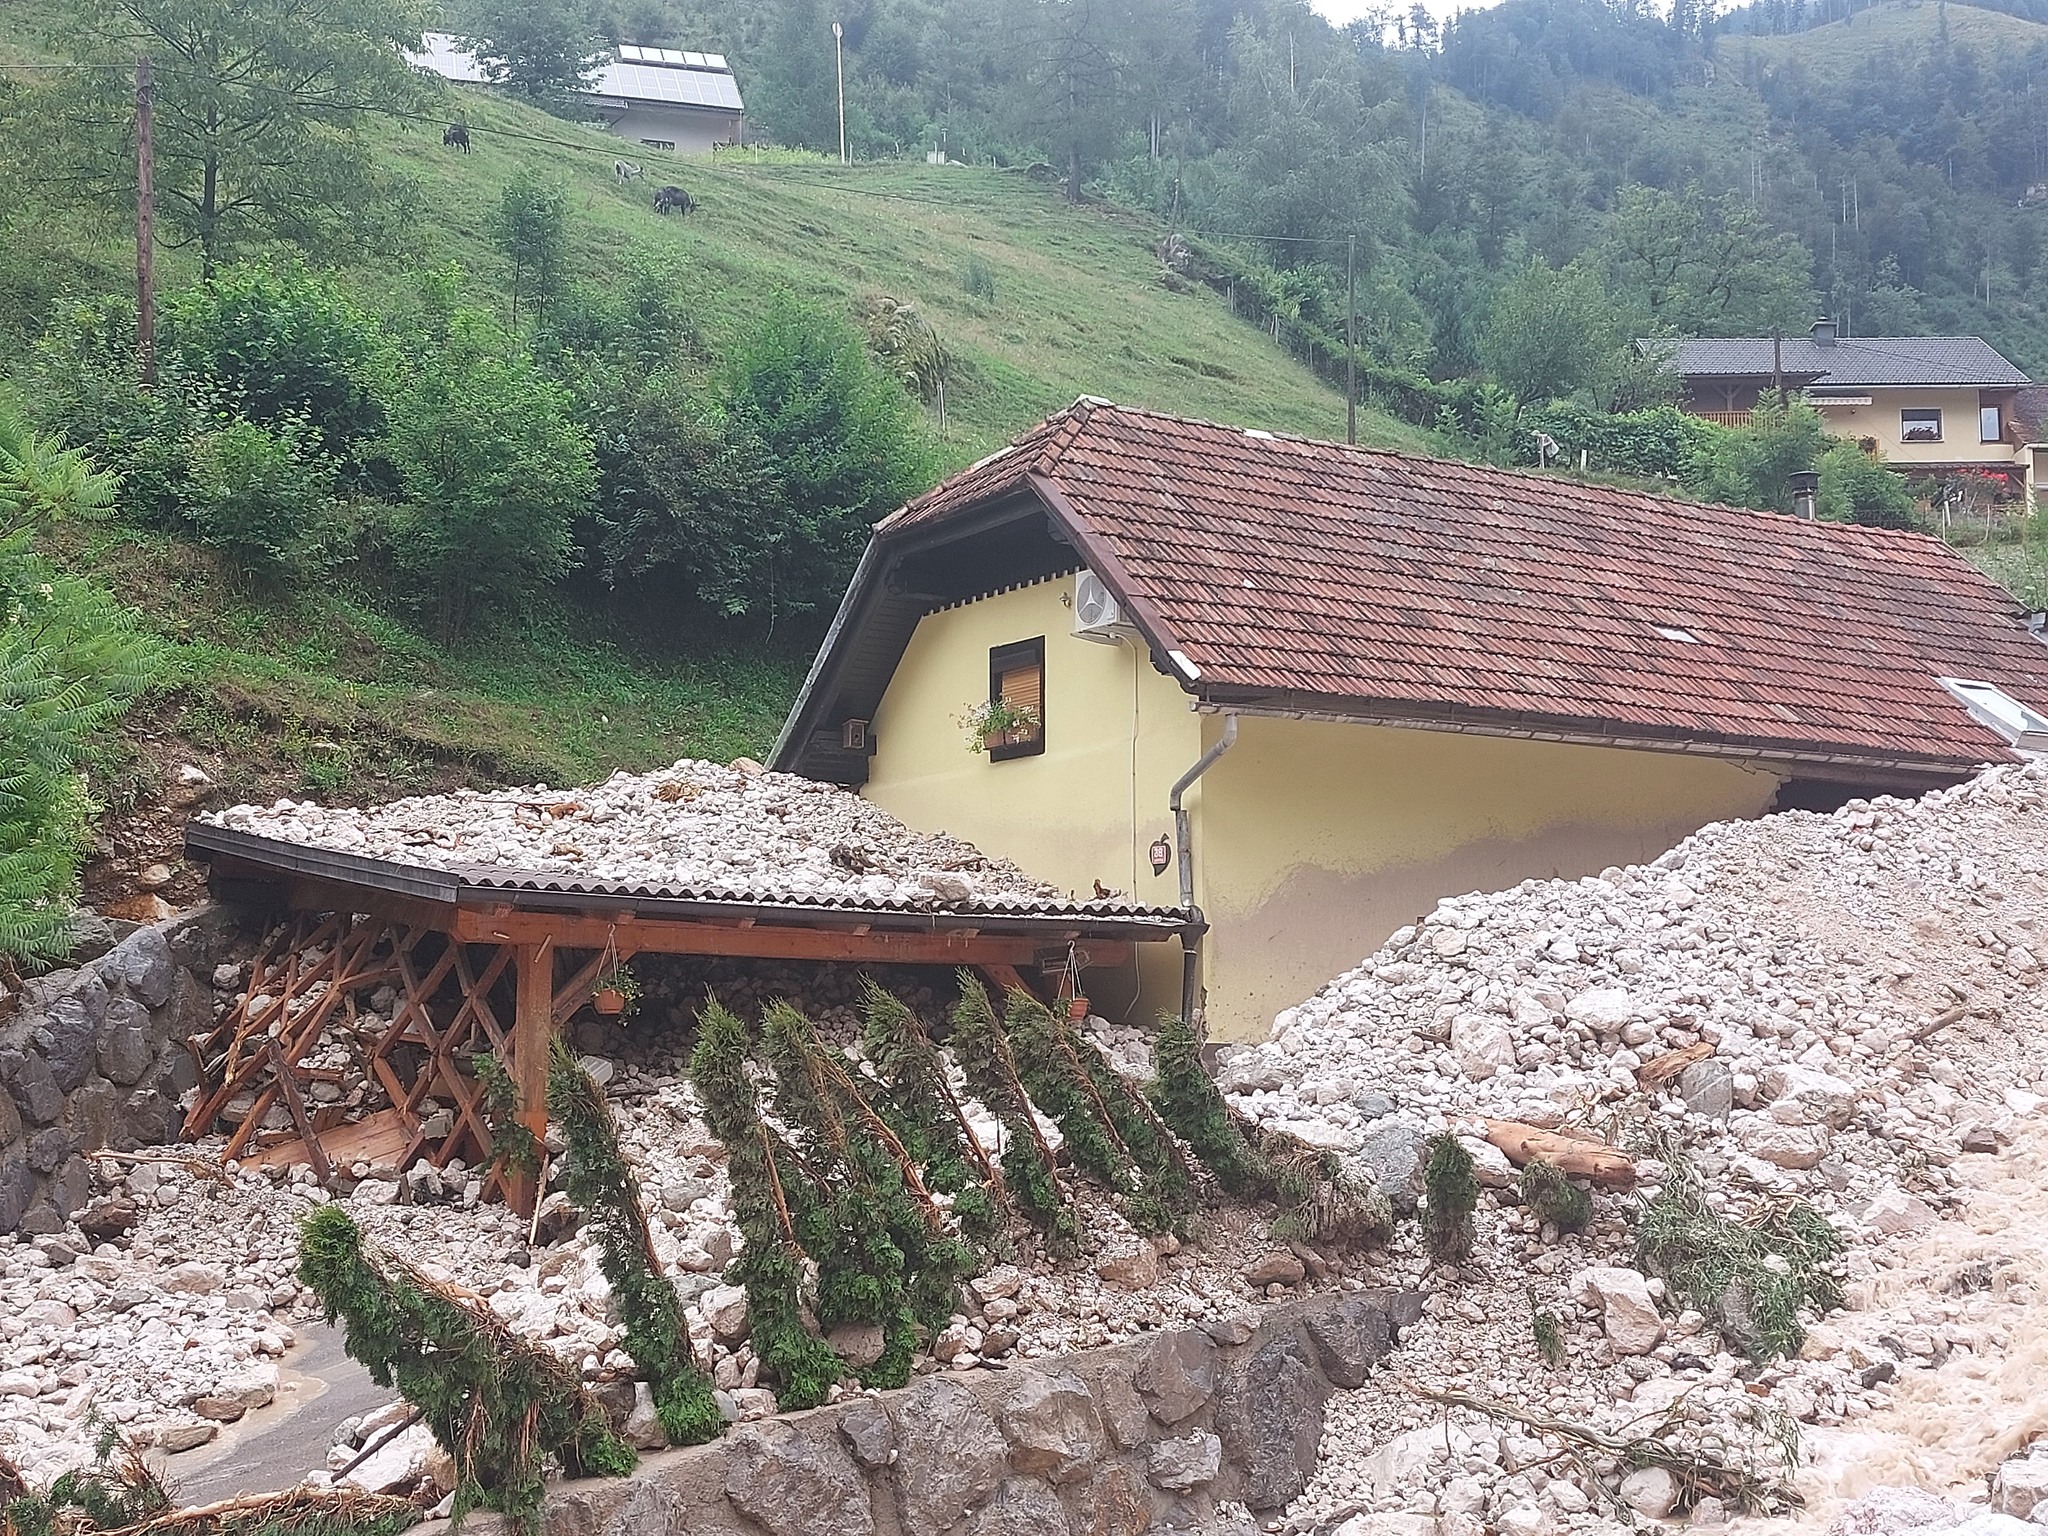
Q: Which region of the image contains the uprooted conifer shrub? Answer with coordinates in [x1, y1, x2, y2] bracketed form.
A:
[2, 1425, 420, 1536]
[1148, 1015, 1388, 1250]
[760, 1000, 976, 1389]
[686, 1001, 847, 1409]
[1632, 1153, 1844, 1360]
[1520, 1158, 1592, 1235]
[1423, 1133, 1479, 1265]
[947, 973, 1078, 1254]
[858, 979, 1004, 1245]
[1002, 989, 1197, 1235]
[547, 1041, 723, 1446]
[297, 1205, 636, 1535]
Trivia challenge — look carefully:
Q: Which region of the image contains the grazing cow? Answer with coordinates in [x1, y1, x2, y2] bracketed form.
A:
[613, 159, 643, 184]
[653, 184, 696, 215]
[442, 123, 470, 151]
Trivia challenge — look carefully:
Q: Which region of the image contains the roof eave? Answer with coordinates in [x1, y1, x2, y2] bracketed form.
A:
[1187, 689, 2011, 787]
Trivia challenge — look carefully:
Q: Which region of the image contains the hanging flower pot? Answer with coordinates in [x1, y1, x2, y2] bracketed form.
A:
[1067, 996, 1091, 1022]
[590, 961, 640, 1020]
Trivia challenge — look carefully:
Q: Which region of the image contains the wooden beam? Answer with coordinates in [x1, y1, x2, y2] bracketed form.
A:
[451, 907, 1129, 970]
[507, 940, 553, 1216]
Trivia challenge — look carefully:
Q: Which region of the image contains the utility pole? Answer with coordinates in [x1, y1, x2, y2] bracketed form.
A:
[1345, 234, 1357, 446]
[135, 56, 156, 387]
[832, 21, 847, 166]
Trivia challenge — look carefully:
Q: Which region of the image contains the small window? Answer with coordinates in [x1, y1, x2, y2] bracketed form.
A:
[1901, 409, 1943, 443]
[987, 639, 1045, 761]
[1652, 624, 1701, 643]
[1981, 405, 2004, 443]
[1938, 676, 2048, 750]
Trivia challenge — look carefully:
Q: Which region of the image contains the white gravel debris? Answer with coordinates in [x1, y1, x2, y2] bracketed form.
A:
[1235, 761, 2048, 1531]
[204, 759, 1109, 911]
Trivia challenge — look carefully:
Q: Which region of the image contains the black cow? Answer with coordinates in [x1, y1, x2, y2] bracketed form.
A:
[443, 123, 471, 151]
[653, 184, 696, 216]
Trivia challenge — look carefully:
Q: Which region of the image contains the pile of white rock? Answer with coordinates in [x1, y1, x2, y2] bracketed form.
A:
[204, 759, 1087, 910]
[0, 979, 1321, 1491]
[1241, 761, 2048, 1534]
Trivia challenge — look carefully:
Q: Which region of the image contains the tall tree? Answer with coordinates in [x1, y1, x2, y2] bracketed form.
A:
[0, 399, 154, 965]
[45, 0, 430, 278]
[492, 173, 570, 327]
[460, 0, 608, 97]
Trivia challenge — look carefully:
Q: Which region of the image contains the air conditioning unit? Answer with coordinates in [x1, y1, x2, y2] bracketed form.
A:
[1073, 569, 1128, 643]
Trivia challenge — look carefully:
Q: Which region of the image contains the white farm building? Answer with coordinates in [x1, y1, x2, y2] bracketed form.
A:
[414, 33, 745, 156]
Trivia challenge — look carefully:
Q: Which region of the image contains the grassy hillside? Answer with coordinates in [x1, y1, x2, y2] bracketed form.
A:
[0, 22, 1428, 904]
[1716, 0, 2048, 79]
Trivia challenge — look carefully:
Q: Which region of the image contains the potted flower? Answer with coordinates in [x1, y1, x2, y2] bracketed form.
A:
[956, 698, 1041, 754]
[1066, 995, 1091, 1022]
[592, 964, 641, 1018]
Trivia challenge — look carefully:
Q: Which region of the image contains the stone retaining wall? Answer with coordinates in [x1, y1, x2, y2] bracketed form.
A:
[538, 1287, 1422, 1536]
[0, 909, 240, 1235]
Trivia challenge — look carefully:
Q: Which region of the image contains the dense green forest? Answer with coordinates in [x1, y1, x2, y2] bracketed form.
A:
[626, 0, 2048, 380]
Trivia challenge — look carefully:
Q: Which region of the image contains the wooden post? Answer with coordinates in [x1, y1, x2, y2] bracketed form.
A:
[509, 939, 553, 1215]
[135, 56, 156, 386]
[1346, 233, 1357, 447]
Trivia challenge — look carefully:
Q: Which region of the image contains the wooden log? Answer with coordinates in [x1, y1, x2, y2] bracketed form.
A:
[1482, 1119, 1637, 1191]
[1635, 1040, 1715, 1091]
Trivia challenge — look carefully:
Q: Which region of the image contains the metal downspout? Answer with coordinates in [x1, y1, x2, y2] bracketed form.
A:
[1169, 712, 1237, 1032]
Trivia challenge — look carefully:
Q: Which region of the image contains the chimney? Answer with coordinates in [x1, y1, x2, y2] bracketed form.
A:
[1810, 316, 1838, 347]
[1789, 469, 1819, 520]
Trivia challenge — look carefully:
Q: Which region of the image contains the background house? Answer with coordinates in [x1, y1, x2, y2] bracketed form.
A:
[413, 34, 744, 155]
[1656, 319, 2034, 496]
[774, 400, 2048, 1042]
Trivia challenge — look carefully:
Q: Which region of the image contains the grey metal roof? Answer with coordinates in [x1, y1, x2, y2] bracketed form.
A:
[1648, 335, 2029, 388]
[412, 32, 743, 112]
[184, 822, 1192, 939]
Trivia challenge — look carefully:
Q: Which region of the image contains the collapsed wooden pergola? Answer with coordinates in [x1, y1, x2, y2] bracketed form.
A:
[183, 824, 1191, 1213]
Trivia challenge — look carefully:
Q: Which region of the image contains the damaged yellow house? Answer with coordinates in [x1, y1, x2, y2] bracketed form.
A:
[773, 401, 2048, 1041]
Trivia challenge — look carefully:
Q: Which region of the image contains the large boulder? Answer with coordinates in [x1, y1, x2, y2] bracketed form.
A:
[723, 1421, 875, 1536]
[1354, 1124, 1427, 1211]
[1762, 1065, 1858, 1129]
[4, 1049, 64, 1126]
[1214, 1334, 1330, 1511]
[40, 992, 103, 1095]
[1146, 1430, 1222, 1491]
[889, 1376, 1008, 1536]
[103, 927, 176, 1009]
[998, 1369, 1101, 1484]
[1570, 1267, 1665, 1355]
[966, 1478, 1073, 1536]
[1134, 1328, 1218, 1427]
[97, 998, 155, 1087]
[1302, 1291, 1400, 1389]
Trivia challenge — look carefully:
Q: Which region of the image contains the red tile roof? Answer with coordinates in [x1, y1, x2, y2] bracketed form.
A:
[881, 400, 2048, 774]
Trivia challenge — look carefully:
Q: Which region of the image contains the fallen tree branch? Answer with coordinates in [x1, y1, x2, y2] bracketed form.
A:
[1482, 1120, 1637, 1190]
[1410, 1383, 1801, 1516]
[329, 1407, 425, 1487]
[1636, 1041, 1715, 1091]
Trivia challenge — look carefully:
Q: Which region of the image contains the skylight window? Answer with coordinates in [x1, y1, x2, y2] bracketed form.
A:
[1938, 677, 2048, 751]
[1653, 625, 1701, 643]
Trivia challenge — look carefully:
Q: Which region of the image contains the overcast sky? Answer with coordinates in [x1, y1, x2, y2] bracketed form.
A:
[1308, 0, 1507, 26]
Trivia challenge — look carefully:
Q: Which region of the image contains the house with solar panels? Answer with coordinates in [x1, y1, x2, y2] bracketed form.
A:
[413, 33, 744, 156]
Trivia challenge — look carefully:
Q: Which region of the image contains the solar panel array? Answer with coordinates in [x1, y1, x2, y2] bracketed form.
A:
[596, 59, 744, 110]
[617, 43, 731, 72]
[410, 32, 744, 111]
